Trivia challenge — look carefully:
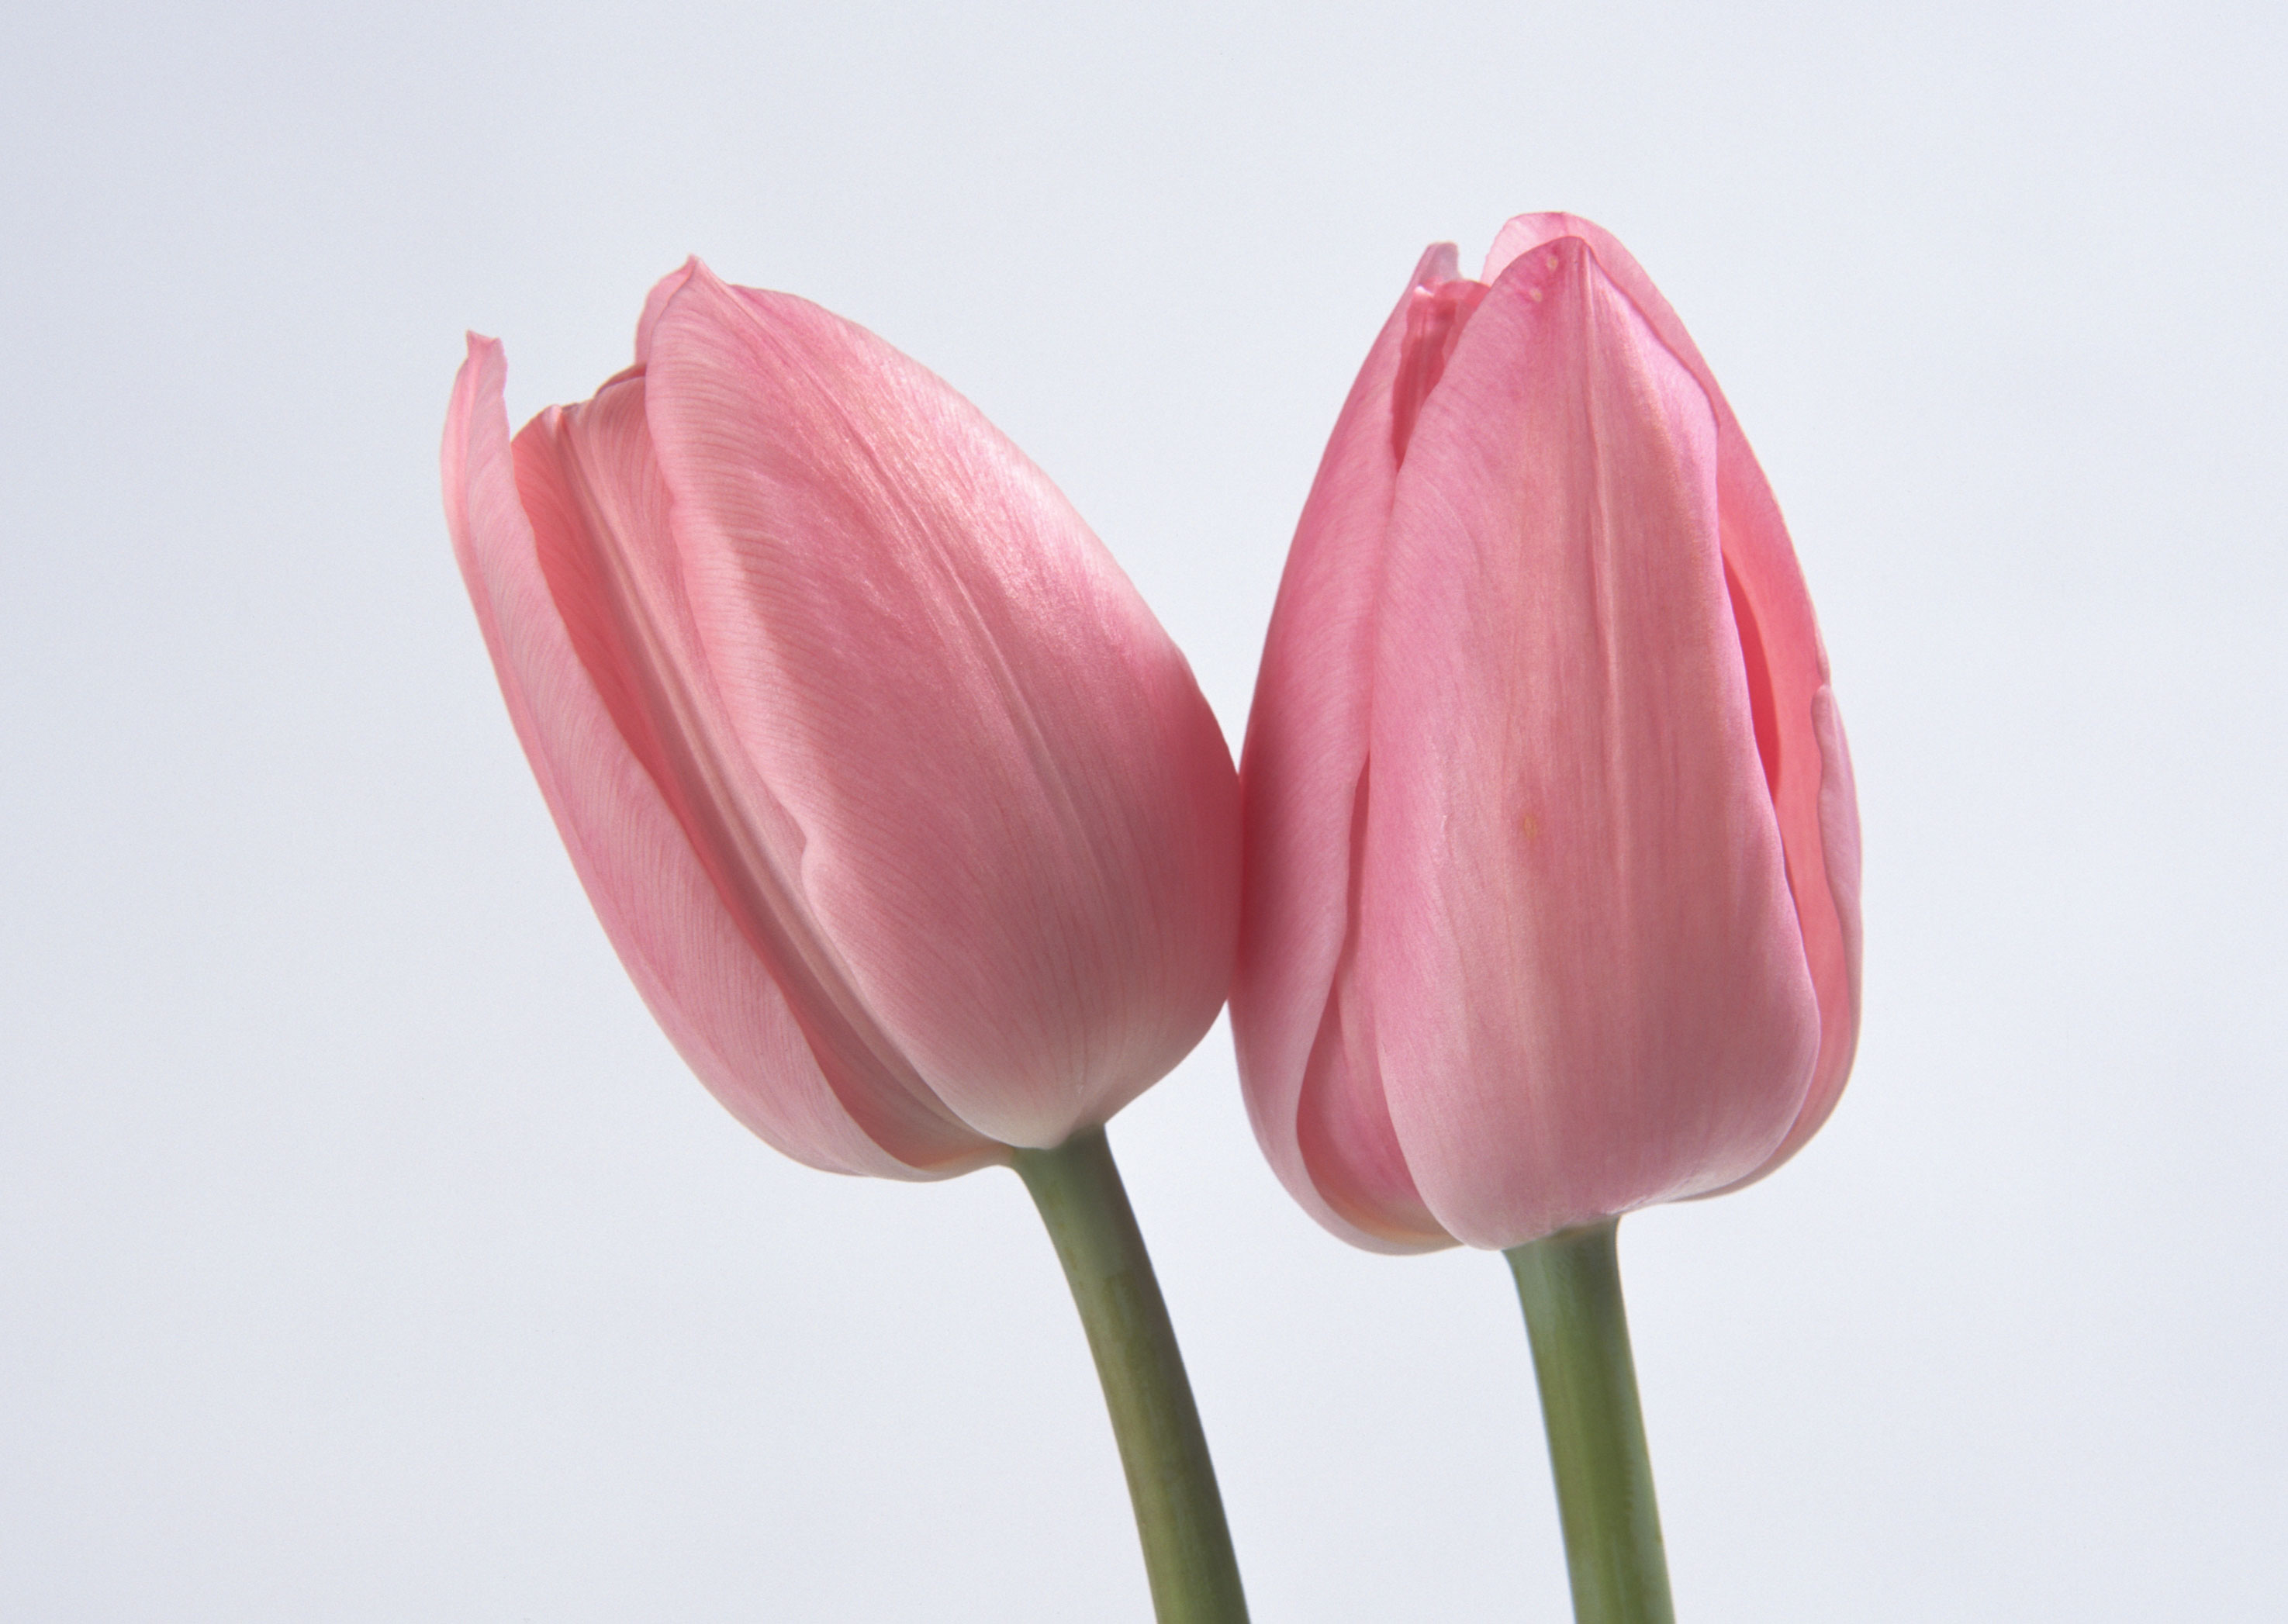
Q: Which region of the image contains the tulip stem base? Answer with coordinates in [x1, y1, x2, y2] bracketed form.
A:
[1013, 1128, 1249, 1624]
[1506, 1219, 1675, 1624]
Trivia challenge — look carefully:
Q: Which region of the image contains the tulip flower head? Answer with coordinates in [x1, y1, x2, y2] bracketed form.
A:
[1234, 216, 1861, 1253]
[444, 261, 1239, 1178]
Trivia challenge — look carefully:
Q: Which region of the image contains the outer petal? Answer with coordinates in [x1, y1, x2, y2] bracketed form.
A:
[1488, 216, 1861, 1180]
[442, 335, 990, 1180]
[1365, 240, 1822, 1249]
[507, 369, 995, 1173]
[1232, 245, 1460, 1253]
[641, 265, 1239, 1149]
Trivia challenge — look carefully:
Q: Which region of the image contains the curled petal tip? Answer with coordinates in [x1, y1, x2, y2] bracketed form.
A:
[1410, 240, 1461, 289]
[454, 332, 506, 392]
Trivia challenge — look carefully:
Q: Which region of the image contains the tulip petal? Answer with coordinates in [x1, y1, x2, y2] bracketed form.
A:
[507, 371, 997, 1173]
[1748, 685, 1863, 1171]
[1365, 240, 1821, 1249]
[1488, 216, 1862, 1177]
[640, 266, 1238, 1149]
[444, 335, 990, 1180]
[1288, 766, 1450, 1248]
[1234, 244, 1461, 1253]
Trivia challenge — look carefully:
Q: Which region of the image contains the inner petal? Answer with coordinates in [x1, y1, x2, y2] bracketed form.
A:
[1291, 765, 1446, 1246]
[1390, 278, 1490, 467]
[1725, 559, 1783, 800]
[514, 378, 987, 1169]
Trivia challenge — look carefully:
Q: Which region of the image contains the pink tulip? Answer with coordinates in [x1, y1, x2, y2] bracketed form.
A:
[443, 261, 1239, 1176]
[1234, 216, 1861, 1253]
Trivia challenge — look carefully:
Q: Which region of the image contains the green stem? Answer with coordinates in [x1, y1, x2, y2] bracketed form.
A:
[1505, 1219, 1676, 1624]
[1012, 1127, 1249, 1624]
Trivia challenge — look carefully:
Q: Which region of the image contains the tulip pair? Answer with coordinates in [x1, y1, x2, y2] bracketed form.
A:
[444, 216, 1858, 1624]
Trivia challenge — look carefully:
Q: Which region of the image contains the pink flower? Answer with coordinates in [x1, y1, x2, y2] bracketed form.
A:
[444, 262, 1239, 1177]
[1233, 216, 1861, 1251]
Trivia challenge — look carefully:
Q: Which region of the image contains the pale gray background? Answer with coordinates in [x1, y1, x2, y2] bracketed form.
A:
[3, 1, 2280, 1619]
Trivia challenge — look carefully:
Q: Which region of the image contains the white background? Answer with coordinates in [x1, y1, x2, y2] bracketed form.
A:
[4, 2, 2282, 1618]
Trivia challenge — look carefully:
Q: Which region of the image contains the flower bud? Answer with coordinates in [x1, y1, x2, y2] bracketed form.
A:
[1233, 217, 1861, 1250]
[444, 262, 1239, 1177]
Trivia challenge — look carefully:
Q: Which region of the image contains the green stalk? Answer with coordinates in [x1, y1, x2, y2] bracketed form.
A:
[1011, 1127, 1249, 1624]
[1505, 1218, 1675, 1624]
